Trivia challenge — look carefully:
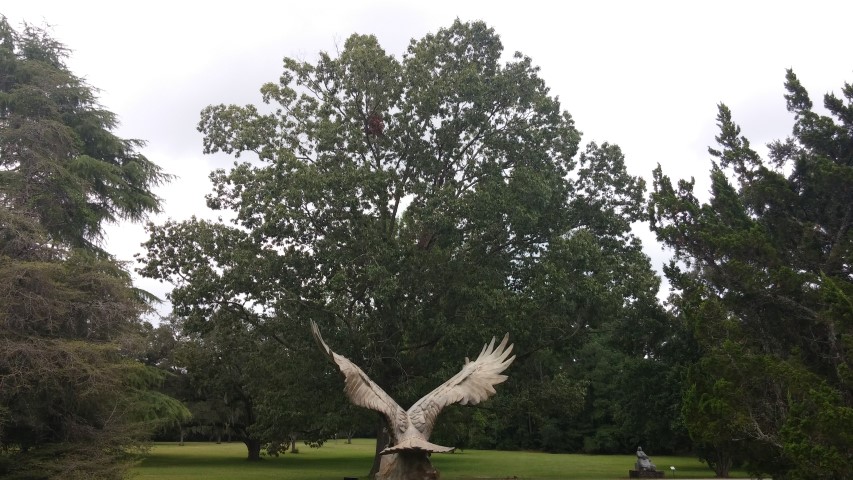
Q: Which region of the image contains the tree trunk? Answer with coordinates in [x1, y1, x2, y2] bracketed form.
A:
[179, 427, 185, 446]
[289, 433, 299, 453]
[369, 422, 391, 479]
[245, 438, 262, 461]
[710, 445, 732, 478]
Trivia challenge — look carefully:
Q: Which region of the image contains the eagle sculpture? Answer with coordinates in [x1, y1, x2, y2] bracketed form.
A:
[310, 321, 515, 455]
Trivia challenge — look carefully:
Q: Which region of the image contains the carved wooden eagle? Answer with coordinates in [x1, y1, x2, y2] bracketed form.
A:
[310, 321, 515, 455]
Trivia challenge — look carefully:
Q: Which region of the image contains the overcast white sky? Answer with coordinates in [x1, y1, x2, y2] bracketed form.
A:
[4, 1, 852, 315]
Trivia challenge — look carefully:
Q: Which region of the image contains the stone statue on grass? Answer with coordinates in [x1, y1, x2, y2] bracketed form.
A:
[311, 321, 515, 480]
[630, 447, 664, 478]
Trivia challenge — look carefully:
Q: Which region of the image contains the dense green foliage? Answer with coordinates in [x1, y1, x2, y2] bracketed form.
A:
[140, 19, 672, 470]
[649, 71, 853, 478]
[0, 17, 185, 479]
[0, 19, 164, 252]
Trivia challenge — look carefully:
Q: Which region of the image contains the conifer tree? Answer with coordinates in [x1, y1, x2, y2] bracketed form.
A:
[0, 17, 185, 479]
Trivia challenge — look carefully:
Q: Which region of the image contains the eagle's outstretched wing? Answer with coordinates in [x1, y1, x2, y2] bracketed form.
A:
[407, 334, 515, 438]
[310, 321, 408, 435]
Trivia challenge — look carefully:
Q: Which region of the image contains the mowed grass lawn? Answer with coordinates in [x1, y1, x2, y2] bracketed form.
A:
[133, 440, 749, 479]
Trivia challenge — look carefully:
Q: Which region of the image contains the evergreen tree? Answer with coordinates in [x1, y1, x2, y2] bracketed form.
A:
[0, 17, 184, 479]
[650, 71, 853, 479]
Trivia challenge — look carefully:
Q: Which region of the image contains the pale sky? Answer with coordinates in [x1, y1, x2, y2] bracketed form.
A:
[4, 1, 851, 316]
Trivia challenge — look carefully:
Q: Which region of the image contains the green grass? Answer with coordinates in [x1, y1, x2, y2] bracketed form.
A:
[133, 440, 748, 479]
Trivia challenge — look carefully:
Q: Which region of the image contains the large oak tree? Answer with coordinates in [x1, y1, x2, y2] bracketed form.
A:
[141, 20, 665, 474]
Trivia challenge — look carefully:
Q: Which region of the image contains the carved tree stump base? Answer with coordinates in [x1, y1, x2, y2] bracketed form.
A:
[377, 451, 439, 480]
